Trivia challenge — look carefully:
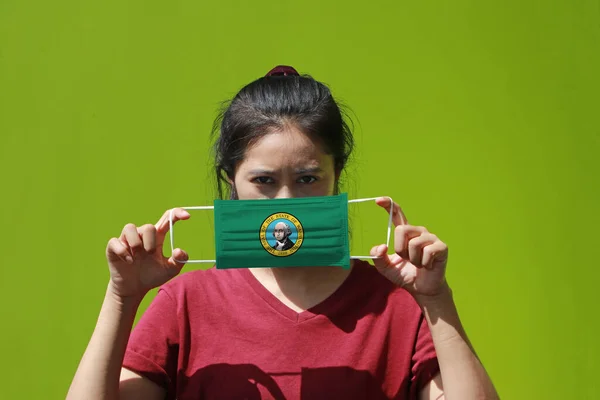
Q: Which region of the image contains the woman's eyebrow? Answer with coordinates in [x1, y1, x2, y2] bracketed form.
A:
[294, 167, 323, 174]
[247, 167, 323, 175]
[248, 169, 275, 175]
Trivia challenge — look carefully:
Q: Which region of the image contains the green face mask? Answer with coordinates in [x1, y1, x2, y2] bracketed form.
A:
[168, 193, 393, 269]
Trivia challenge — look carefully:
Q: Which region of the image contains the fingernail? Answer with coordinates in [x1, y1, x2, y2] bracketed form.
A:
[378, 244, 386, 254]
[126, 256, 133, 264]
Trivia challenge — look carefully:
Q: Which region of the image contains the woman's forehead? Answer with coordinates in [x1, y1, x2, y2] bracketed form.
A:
[241, 129, 333, 170]
[250, 127, 322, 152]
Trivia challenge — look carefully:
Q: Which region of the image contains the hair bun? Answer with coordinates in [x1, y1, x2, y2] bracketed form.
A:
[265, 65, 299, 77]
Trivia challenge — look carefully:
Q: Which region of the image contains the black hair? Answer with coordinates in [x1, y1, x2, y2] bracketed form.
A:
[211, 66, 355, 199]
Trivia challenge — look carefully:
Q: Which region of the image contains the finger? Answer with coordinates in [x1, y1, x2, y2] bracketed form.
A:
[121, 224, 143, 255]
[422, 241, 449, 270]
[395, 225, 428, 259]
[407, 233, 438, 268]
[166, 248, 189, 268]
[155, 208, 191, 236]
[369, 244, 403, 269]
[370, 244, 393, 271]
[107, 237, 133, 264]
[376, 197, 408, 227]
[137, 224, 157, 253]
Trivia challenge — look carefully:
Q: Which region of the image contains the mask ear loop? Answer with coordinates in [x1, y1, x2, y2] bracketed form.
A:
[348, 197, 394, 260]
[169, 206, 216, 264]
[170, 196, 395, 264]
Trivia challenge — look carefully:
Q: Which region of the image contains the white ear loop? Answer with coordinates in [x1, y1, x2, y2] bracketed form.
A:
[168, 196, 395, 264]
[169, 206, 215, 264]
[348, 196, 394, 260]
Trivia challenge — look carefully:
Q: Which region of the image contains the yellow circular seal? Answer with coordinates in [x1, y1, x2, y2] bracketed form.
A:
[259, 212, 304, 257]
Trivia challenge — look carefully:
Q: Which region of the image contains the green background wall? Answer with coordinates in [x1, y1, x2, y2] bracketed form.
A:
[1, 1, 598, 398]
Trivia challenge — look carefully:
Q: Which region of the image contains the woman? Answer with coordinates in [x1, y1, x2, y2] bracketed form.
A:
[67, 66, 499, 399]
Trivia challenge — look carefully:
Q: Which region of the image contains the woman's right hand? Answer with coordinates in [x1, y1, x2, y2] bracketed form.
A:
[105, 208, 191, 300]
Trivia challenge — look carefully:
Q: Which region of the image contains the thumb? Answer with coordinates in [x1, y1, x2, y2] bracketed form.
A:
[370, 244, 393, 271]
[167, 248, 189, 269]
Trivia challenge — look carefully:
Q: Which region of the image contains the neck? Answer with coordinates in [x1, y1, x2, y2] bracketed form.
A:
[249, 262, 354, 312]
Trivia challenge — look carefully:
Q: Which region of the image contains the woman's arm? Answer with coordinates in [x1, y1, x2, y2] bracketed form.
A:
[66, 285, 164, 400]
[371, 197, 498, 400]
[68, 210, 189, 399]
[416, 284, 498, 400]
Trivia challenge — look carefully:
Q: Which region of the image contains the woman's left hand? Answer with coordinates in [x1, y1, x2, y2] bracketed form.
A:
[370, 197, 449, 298]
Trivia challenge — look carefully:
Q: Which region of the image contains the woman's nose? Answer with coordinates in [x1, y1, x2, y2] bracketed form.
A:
[275, 185, 293, 199]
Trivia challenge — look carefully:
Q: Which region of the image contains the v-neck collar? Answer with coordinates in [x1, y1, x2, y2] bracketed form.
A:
[238, 262, 364, 324]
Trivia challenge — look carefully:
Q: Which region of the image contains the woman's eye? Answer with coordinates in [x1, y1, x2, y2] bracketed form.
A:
[297, 176, 317, 184]
[253, 176, 274, 184]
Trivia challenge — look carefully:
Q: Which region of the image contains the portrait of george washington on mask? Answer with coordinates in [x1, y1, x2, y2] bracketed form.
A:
[271, 222, 295, 251]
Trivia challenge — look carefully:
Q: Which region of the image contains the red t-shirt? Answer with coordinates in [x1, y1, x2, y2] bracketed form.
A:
[123, 260, 439, 399]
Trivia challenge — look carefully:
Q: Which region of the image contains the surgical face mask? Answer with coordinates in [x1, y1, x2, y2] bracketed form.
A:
[169, 193, 393, 269]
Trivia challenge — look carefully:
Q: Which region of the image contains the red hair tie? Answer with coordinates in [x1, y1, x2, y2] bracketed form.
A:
[265, 65, 299, 77]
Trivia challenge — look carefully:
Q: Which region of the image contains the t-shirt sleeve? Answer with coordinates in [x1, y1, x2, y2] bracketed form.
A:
[122, 288, 179, 398]
[409, 313, 440, 398]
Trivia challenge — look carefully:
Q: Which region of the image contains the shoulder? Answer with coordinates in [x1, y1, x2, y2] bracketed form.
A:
[161, 267, 217, 291]
[352, 260, 422, 317]
[158, 267, 246, 305]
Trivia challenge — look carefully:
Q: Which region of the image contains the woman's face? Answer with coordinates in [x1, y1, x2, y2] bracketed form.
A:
[233, 125, 337, 200]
